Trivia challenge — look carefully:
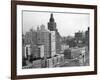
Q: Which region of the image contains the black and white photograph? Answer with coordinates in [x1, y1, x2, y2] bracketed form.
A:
[22, 11, 90, 69]
[11, 1, 97, 79]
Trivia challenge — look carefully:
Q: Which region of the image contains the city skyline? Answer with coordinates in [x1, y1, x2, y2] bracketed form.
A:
[22, 11, 90, 37]
[22, 12, 90, 69]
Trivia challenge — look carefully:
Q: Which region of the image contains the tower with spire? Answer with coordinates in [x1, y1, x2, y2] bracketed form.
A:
[48, 13, 57, 31]
[48, 13, 62, 55]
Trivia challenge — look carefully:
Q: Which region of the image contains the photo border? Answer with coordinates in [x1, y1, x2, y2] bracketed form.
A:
[11, 1, 97, 80]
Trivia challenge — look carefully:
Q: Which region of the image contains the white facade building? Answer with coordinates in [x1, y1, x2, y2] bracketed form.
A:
[50, 31, 56, 57]
[24, 45, 31, 58]
[38, 45, 45, 58]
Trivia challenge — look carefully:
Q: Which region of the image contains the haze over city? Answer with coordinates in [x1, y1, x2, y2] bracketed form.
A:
[22, 11, 90, 36]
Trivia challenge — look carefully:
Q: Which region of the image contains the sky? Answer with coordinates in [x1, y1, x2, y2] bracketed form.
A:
[22, 11, 90, 37]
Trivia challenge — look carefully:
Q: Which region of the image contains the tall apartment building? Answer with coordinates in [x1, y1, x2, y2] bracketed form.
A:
[24, 29, 37, 45]
[37, 24, 51, 58]
[23, 29, 40, 61]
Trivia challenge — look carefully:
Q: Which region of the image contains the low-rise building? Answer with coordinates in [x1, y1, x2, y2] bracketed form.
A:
[47, 58, 53, 68]
[32, 59, 42, 68]
[63, 49, 71, 59]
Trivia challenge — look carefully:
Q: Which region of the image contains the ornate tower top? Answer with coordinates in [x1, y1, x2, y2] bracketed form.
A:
[50, 13, 55, 22]
[48, 13, 56, 31]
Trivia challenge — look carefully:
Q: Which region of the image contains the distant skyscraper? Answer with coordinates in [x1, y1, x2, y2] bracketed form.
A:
[48, 13, 62, 55]
[75, 31, 83, 41]
[24, 29, 37, 45]
[48, 13, 57, 31]
[85, 27, 89, 50]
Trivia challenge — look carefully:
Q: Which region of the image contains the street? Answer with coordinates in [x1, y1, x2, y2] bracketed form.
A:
[60, 47, 89, 67]
[60, 59, 80, 67]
